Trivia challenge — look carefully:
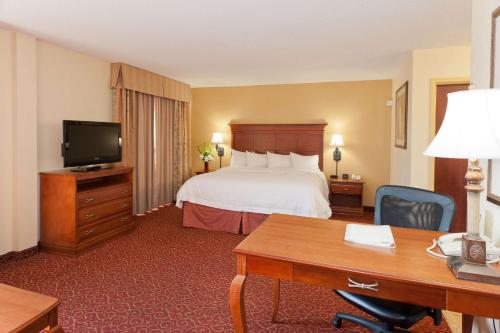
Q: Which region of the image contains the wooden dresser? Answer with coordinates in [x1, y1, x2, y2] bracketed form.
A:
[329, 178, 364, 215]
[39, 166, 135, 256]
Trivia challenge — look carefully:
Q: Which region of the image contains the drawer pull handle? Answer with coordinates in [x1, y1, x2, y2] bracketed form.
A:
[84, 198, 95, 203]
[347, 278, 379, 292]
[120, 217, 129, 222]
[84, 213, 96, 219]
[121, 189, 129, 194]
[84, 228, 95, 235]
[120, 203, 129, 208]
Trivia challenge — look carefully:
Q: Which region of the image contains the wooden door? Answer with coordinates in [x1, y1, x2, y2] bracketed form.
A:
[434, 83, 469, 232]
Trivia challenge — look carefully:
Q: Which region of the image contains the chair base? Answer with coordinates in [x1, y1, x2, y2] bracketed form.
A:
[332, 313, 411, 333]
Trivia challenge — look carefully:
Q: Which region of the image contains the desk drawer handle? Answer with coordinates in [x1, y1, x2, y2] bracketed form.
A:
[121, 189, 129, 194]
[120, 203, 129, 208]
[347, 278, 379, 292]
[84, 213, 96, 219]
[84, 228, 95, 235]
[120, 217, 129, 222]
[84, 198, 95, 203]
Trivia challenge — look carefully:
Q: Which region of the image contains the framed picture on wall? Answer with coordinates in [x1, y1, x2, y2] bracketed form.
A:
[395, 81, 408, 149]
[488, 7, 500, 206]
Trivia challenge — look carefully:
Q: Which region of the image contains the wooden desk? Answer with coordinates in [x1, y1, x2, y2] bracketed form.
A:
[229, 214, 500, 333]
[0, 283, 63, 333]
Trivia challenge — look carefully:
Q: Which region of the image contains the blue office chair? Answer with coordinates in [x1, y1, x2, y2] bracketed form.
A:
[332, 185, 456, 333]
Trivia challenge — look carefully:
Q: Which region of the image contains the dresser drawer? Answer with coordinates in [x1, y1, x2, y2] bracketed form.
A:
[294, 264, 446, 309]
[78, 197, 132, 225]
[78, 212, 133, 242]
[78, 183, 132, 208]
[331, 183, 363, 195]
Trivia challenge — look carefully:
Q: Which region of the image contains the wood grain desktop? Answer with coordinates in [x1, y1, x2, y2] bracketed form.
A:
[229, 214, 500, 333]
[0, 283, 63, 333]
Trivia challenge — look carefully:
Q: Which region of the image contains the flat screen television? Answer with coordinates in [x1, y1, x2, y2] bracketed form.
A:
[62, 120, 122, 168]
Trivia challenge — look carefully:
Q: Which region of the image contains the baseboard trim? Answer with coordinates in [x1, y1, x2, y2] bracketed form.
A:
[0, 246, 39, 264]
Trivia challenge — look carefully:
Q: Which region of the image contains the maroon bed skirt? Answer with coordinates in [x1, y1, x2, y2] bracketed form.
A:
[182, 202, 268, 234]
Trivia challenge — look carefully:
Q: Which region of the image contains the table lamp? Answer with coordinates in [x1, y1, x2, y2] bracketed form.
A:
[424, 89, 500, 284]
[330, 134, 344, 178]
[211, 132, 224, 168]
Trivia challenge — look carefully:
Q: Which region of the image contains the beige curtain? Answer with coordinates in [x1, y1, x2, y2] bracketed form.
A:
[113, 88, 190, 215]
[172, 100, 190, 195]
[154, 97, 174, 207]
[111, 63, 191, 102]
[135, 93, 154, 214]
[111, 63, 191, 215]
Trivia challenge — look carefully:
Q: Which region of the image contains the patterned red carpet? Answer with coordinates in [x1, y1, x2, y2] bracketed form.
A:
[0, 206, 451, 332]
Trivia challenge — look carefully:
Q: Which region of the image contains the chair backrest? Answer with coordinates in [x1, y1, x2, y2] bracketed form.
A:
[374, 185, 456, 232]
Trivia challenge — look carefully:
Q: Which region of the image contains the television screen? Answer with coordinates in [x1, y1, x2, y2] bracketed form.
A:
[63, 120, 122, 167]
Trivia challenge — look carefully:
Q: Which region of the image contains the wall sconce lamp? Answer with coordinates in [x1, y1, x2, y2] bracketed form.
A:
[211, 132, 224, 168]
[330, 134, 344, 178]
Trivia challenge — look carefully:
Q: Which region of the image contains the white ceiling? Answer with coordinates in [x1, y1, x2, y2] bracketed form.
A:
[0, 0, 471, 87]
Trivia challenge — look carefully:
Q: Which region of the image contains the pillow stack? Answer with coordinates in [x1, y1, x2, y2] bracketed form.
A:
[246, 151, 268, 168]
[290, 152, 320, 172]
[267, 152, 291, 169]
[230, 150, 246, 167]
[230, 149, 320, 172]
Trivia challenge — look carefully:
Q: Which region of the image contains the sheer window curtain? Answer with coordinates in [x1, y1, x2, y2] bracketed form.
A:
[172, 100, 190, 195]
[113, 88, 190, 215]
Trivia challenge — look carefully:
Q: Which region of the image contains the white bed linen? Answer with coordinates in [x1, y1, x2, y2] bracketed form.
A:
[176, 167, 332, 219]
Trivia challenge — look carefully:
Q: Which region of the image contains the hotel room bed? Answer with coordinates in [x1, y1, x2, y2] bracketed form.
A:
[176, 167, 332, 233]
[176, 123, 331, 234]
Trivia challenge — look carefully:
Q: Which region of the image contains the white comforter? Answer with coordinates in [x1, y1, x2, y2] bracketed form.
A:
[176, 167, 332, 219]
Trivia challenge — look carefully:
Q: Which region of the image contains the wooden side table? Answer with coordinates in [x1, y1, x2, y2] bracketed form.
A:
[0, 283, 64, 333]
[329, 178, 364, 215]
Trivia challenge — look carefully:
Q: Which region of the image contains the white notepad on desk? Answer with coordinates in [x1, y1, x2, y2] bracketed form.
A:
[344, 224, 396, 248]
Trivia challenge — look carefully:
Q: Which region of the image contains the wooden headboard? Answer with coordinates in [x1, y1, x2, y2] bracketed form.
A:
[230, 123, 327, 170]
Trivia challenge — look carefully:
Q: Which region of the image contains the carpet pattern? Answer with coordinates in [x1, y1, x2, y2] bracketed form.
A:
[0, 206, 451, 332]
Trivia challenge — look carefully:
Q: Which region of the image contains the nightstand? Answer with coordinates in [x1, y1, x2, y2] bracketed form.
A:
[329, 178, 364, 215]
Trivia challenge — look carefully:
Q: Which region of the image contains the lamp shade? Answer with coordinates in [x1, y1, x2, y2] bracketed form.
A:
[211, 132, 223, 144]
[424, 89, 500, 159]
[330, 134, 344, 147]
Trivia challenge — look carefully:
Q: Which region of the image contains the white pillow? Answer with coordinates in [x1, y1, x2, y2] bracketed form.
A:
[246, 151, 268, 168]
[230, 149, 246, 167]
[290, 152, 320, 172]
[267, 152, 291, 169]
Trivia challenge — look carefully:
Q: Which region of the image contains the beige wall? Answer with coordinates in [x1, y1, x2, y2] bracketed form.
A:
[470, 2, 500, 331]
[191, 80, 392, 206]
[472, 0, 500, 247]
[389, 46, 471, 189]
[0, 29, 38, 254]
[0, 27, 112, 255]
[37, 41, 112, 171]
[390, 52, 413, 186]
[410, 46, 470, 189]
[0, 28, 15, 254]
[15, 33, 39, 254]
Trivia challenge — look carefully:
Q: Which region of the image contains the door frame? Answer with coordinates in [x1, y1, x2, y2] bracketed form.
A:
[429, 77, 470, 191]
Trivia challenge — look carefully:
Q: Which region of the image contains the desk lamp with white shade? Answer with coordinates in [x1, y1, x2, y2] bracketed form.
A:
[424, 89, 500, 284]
